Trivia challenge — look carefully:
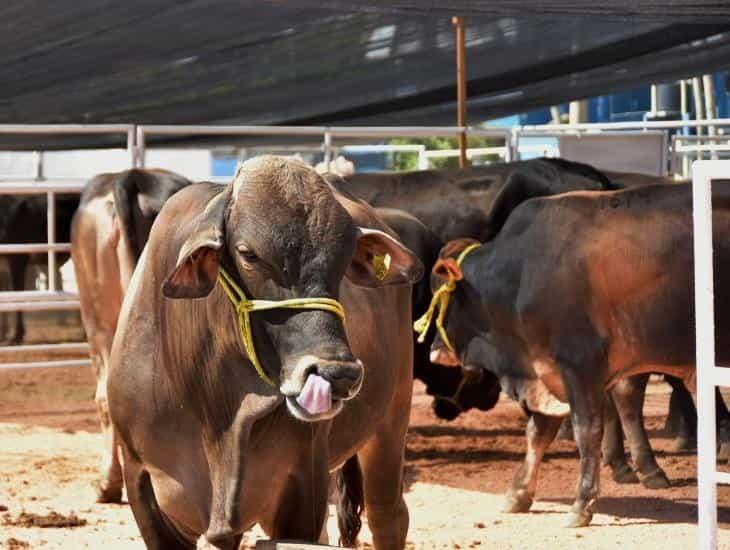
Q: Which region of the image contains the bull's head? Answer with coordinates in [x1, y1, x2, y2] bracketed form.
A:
[160, 156, 423, 422]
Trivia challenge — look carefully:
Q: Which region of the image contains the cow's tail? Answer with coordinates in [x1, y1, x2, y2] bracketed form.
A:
[112, 169, 143, 261]
[336, 455, 364, 547]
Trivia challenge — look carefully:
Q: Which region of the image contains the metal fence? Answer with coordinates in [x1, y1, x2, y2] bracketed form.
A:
[3, 119, 730, 372]
[0, 124, 134, 370]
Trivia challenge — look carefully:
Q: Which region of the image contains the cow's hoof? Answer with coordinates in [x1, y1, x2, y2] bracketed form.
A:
[718, 442, 730, 461]
[641, 470, 671, 490]
[93, 480, 122, 504]
[611, 464, 639, 484]
[673, 437, 697, 452]
[503, 491, 533, 513]
[565, 509, 592, 528]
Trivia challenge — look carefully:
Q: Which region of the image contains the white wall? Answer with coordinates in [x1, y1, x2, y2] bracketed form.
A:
[0, 149, 213, 180]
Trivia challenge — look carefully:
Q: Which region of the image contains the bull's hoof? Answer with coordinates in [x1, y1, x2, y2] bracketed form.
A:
[673, 437, 697, 452]
[718, 442, 730, 461]
[565, 509, 593, 528]
[640, 470, 671, 490]
[503, 491, 533, 513]
[611, 463, 639, 484]
[93, 480, 122, 504]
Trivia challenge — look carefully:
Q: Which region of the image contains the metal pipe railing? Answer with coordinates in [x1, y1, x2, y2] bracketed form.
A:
[0, 359, 91, 370]
[0, 243, 71, 254]
[0, 342, 89, 356]
[0, 124, 133, 370]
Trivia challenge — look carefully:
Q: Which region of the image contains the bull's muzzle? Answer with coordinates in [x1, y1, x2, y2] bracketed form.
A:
[282, 356, 364, 422]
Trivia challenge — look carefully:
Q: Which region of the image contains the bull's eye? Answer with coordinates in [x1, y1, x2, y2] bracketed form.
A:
[238, 247, 259, 264]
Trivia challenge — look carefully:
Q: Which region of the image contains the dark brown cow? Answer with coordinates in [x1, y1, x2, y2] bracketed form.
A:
[71, 168, 191, 502]
[107, 157, 422, 549]
[424, 183, 730, 527]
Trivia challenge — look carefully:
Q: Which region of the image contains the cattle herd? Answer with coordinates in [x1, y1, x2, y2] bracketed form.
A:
[1, 155, 724, 548]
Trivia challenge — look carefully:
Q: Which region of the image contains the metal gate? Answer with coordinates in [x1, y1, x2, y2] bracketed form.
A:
[693, 160, 730, 549]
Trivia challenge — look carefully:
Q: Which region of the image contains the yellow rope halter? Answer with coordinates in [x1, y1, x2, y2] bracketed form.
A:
[217, 266, 346, 387]
[413, 243, 481, 354]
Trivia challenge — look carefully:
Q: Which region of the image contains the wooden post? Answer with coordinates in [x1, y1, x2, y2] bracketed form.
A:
[453, 16, 468, 168]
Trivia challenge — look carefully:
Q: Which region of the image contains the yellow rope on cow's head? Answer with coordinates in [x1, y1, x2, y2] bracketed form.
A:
[217, 266, 346, 387]
[413, 243, 481, 354]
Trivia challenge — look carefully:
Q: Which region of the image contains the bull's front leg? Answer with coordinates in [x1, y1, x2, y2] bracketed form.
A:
[564, 369, 603, 528]
[504, 412, 562, 513]
[356, 385, 411, 550]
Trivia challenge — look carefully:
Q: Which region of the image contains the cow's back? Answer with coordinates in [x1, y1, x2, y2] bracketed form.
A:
[485, 183, 730, 382]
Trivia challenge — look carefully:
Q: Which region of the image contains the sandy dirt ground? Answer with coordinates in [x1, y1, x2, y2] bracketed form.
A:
[1, 365, 730, 549]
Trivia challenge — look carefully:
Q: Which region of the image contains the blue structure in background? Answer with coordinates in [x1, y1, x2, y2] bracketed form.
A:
[211, 154, 238, 177]
[516, 71, 730, 125]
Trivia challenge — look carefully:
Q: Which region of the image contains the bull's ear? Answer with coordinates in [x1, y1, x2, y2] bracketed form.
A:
[162, 190, 228, 299]
[346, 227, 424, 287]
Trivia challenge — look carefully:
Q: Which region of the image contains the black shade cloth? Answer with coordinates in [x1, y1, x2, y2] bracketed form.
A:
[0, 1, 729, 149]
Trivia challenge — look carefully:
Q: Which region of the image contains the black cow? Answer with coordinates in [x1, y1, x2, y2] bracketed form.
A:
[339, 160, 698, 484]
[0, 194, 80, 343]
[425, 183, 730, 527]
[375, 207, 500, 419]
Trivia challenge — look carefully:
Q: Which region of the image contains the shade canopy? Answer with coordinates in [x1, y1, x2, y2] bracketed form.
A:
[1, 1, 729, 148]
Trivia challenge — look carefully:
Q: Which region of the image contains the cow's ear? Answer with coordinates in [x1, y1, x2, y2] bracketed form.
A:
[433, 257, 463, 281]
[162, 190, 228, 299]
[346, 227, 424, 287]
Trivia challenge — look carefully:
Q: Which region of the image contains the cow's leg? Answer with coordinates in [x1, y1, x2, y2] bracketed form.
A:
[92, 352, 123, 503]
[557, 416, 574, 441]
[121, 445, 194, 550]
[602, 390, 638, 484]
[504, 412, 563, 513]
[355, 392, 410, 550]
[664, 375, 698, 451]
[715, 389, 730, 461]
[563, 369, 603, 528]
[664, 381, 683, 436]
[612, 374, 669, 489]
[8, 255, 28, 344]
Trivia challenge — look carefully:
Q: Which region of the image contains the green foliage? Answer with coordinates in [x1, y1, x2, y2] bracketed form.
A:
[388, 136, 500, 171]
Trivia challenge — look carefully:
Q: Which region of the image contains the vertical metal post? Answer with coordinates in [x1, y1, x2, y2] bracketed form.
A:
[703, 75, 718, 160]
[693, 77, 705, 162]
[453, 16, 468, 169]
[693, 161, 718, 550]
[511, 127, 521, 162]
[417, 145, 428, 170]
[33, 151, 44, 181]
[323, 129, 333, 167]
[135, 125, 146, 168]
[128, 127, 137, 168]
[47, 191, 57, 292]
[681, 80, 690, 178]
[650, 84, 658, 115]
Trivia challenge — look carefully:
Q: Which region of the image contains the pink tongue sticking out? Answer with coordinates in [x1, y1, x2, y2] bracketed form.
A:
[296, 374, 332, 415]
